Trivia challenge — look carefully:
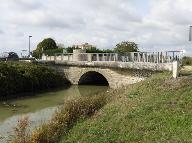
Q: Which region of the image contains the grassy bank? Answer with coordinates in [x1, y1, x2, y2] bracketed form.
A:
[59, 72, 192, 143]
[0, 62, 67, 100]
[10, 71, 192, 143]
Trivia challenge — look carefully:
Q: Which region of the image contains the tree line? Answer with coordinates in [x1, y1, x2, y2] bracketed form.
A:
[32, 38, 139, 59]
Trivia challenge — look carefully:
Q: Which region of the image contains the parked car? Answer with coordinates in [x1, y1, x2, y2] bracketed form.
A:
[0, 52, 19, 61]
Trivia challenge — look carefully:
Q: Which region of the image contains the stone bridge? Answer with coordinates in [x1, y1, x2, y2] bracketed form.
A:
[40, 50, 182, 88]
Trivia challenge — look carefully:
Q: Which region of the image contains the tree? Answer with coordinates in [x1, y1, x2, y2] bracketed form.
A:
[86, 47, 114, 53]
[33, 38, 58, 58]
[114, 41, 139, 55]
[37, 38, 57, 51]
[86, 47, 99, 53]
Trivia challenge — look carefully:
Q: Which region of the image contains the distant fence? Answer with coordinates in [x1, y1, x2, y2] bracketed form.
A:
[42, 51, 183, 63]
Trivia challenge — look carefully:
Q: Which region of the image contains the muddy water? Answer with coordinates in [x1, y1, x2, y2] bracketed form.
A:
[0, 85, 108, 142]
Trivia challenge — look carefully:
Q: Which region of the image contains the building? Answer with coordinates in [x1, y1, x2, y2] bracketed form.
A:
[76, 43, 94, 50]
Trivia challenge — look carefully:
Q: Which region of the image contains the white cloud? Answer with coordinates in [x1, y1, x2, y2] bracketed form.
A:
[0, 0, 192, 56]
[0, 30, 4, 35]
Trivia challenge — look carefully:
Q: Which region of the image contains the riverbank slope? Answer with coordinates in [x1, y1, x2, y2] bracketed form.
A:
[60, 71, 192, 142]
[0, 62, 68, 100]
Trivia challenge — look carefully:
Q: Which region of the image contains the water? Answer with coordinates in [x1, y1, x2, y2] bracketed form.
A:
[0, 85, 108, 142]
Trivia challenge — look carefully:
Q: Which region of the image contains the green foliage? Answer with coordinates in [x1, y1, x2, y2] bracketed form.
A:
[182, 56, 192, 65]
[114, 41, 139, 55]
[0, 62, 66, 100]
[37, 38, 57, 51]
[44, 48, 64, 56]
[33, 38, 58, 59]
[86, 47, 114, 53]
[65, 46, 78, 53]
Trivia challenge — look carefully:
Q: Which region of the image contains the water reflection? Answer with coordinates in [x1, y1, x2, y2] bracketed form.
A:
[0, 85, 108, 142]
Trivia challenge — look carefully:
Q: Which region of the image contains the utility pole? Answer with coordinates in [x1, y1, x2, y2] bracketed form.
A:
[189, 26, 192, 41]
[29, 35, 32, 57]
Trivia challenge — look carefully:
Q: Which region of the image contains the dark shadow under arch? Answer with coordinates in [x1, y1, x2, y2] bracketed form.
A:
[78, 71, 109, 86]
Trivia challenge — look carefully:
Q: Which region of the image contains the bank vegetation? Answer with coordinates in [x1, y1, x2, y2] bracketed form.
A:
[0, 62, 66, 100]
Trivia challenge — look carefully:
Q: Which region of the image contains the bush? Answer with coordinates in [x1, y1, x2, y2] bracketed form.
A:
[182, 56, 192, 65]
[0, 62, 66, 100]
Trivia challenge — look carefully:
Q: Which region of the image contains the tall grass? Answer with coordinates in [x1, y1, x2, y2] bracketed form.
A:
[11, 117, 30, 143]
[10, 94, 107, 143]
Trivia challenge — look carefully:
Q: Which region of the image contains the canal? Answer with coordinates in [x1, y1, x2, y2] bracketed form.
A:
[0, 85, 108, 142]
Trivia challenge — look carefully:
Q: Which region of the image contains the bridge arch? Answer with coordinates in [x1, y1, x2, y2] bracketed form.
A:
[78, 71, 109, 86]
[59, 66, 146, 88]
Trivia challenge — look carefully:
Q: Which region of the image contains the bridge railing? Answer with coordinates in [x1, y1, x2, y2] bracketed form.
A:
[42, 51, 183, 63]
[116, 51, 183, 63]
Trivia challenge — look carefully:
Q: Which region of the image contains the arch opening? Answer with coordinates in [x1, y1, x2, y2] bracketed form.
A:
[78, 71, 109, 86]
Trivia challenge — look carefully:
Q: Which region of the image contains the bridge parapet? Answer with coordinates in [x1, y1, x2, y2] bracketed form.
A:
[41, 50, 183, 78]
[42, 51, 183, 64]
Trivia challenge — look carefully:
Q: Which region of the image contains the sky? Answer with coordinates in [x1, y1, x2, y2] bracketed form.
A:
[0, 0, 192, 56]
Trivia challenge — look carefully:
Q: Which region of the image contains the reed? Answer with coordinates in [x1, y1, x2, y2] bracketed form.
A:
[10, 94, 107, 143]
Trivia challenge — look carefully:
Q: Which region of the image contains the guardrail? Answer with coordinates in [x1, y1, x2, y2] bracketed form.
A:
[42, 51, 183, 63]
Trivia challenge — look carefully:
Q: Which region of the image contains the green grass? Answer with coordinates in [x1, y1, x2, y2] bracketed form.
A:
[60, 72, 192, 143]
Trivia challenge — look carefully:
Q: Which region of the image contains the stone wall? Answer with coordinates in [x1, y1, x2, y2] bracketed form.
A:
[54, 65, 154, 88]
[54, 61, 173, 72]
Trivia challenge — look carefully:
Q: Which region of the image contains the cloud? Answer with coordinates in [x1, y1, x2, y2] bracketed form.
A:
[148, 0, 192, 25]
[0, 0, 192, 56]
[4, 0, 42, 11]
[0, 30, 4, 34]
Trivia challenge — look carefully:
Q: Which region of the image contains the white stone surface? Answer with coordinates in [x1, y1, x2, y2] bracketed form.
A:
[173, 61, 179, 78]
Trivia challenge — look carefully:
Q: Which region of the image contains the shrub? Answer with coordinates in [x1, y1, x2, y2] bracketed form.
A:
[0, 62, 66, 100]
[182, 56, 192, 65]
